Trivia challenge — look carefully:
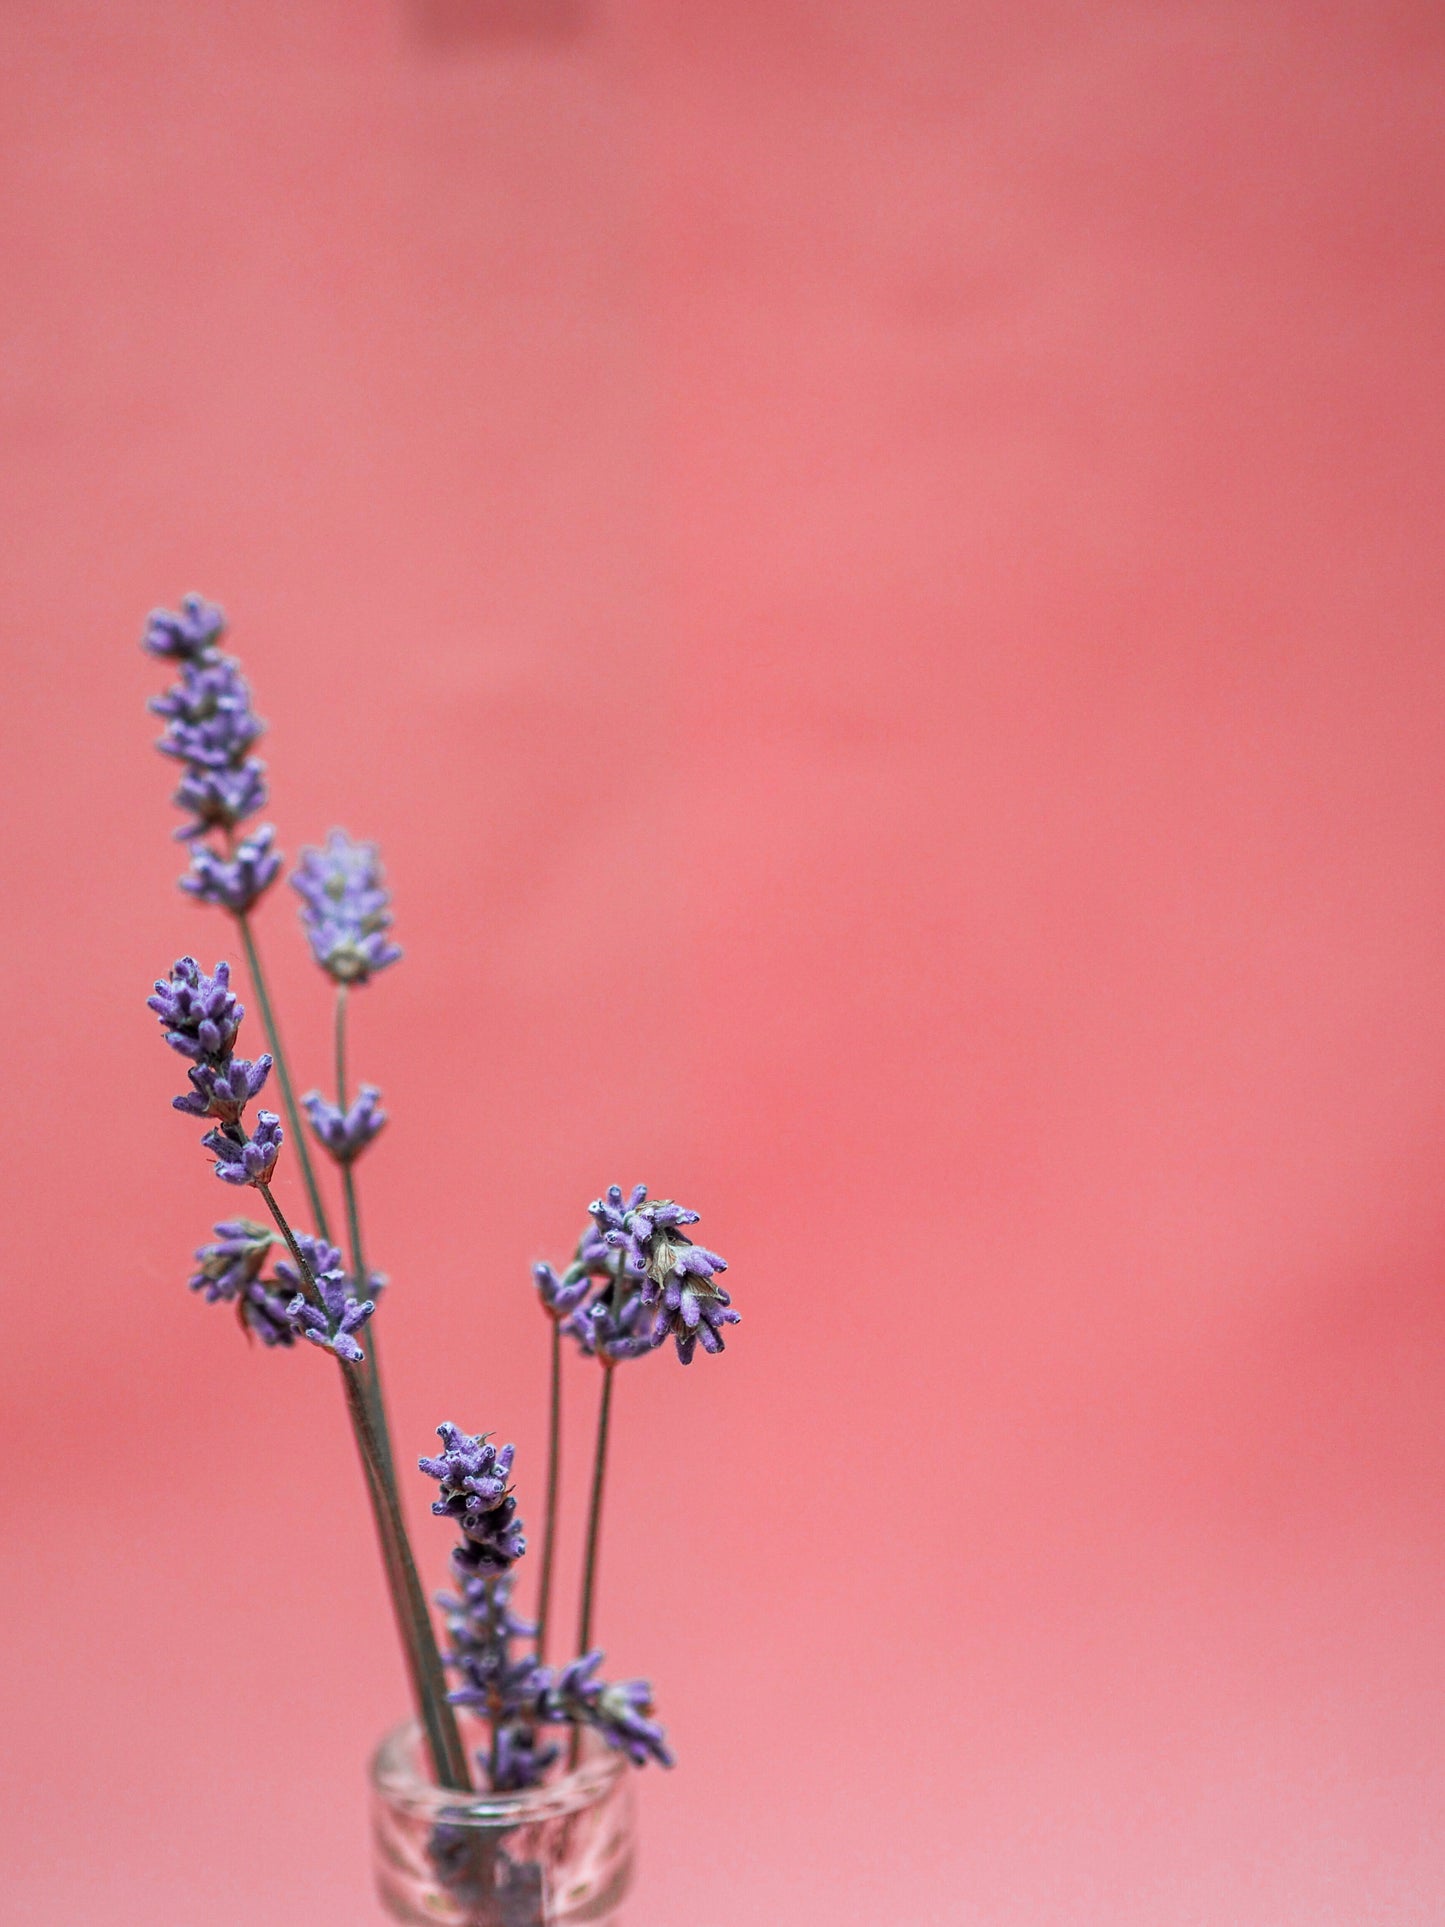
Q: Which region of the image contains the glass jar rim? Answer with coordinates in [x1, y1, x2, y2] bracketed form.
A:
[371, 1719, 628, 1826]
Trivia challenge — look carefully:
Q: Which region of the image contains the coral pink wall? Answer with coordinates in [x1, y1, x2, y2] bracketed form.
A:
[4, 3, 1445, 1920]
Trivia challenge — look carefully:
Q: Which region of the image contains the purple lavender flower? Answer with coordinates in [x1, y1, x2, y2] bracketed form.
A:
[170, 759, 268, 840]
[189, 1219, 274, 1302]
[649, 1275, 740, 1365]
[148, 957, 243, 1062]
[284, 1258, 376, 1363]
[241, 1280, 297, 1348]
[532, 1260, 594, 1319]
[419, 1426, 525, 1570]
[202, 1112, 283, 1187]
[301, 1086, 387, 1164]
[151, 658, 266, 771]
[172, 1052, 273, 1122]
[563, 1286, 658, 1363]
[291, 831, 402, 984]
[179, 824, 282, 915]
[142, 594, 226, 663]
[271, 1232, 344, 1292]
[546, 1652, 673, 1768]
[588, 1183, 725, 1303]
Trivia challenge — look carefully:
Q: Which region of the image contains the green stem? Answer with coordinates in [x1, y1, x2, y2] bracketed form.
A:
[333, 983, 396, 1486]
[535, 1317, 563, 1664]
[235, 911, 331, 1245]
[576, 1363, 614, 1659]
[256, 1180, 472, 1792]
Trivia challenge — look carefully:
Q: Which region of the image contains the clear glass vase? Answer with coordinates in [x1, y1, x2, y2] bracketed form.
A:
[371, 1721, 636, 1926]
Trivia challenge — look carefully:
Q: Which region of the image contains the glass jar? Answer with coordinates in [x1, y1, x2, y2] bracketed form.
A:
[371, 1721, 636, 1926]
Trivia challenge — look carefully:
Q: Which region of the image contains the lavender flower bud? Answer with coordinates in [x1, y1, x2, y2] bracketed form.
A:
[170, 760, 268, 840]
[546, 1652, 673, 1768]
[419, 1426, 525, 1570]
[301, 1086, 386, 1163]
[202, 1112, 283, 1187]
[291, 830, 402, 984]
[271, 1232, 344, 1290]
[172, 1053, 273, 1122]
[179, 824, 282, 914]
[241, 1280, 297, 1347]
[151, 658, 266, 771]
[189, 1219, 274, 1302]
[563, 1287, 658, 1363]
[532, 1260, 593, 1318]
[587, 1183, 722, 1302]
[142, 594, 226, 663]
[649, 1275, 740, 1364]
[148, 957, 243, 1062]
[283, 1261, 376, 1363]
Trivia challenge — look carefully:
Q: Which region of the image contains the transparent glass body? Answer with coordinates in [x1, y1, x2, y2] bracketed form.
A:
[371, 1721, 636, 1927]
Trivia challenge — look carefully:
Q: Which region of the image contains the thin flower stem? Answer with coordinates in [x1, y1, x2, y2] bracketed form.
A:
[332, 982, 396, 1485]
[534, 1316, 563, 1665]
[576, 1362, 615, 1660]
[256, 1179, 472, 1792]
[235, 911, 332, 1245]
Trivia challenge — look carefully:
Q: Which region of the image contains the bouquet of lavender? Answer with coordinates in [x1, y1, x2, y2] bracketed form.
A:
[141, 596, 739, 1913]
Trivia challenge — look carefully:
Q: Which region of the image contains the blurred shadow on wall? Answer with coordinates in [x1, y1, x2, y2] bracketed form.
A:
[407, 0, 589, 48]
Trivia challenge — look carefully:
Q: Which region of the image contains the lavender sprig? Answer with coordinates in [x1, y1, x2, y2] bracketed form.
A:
[292, 831, 402, 984]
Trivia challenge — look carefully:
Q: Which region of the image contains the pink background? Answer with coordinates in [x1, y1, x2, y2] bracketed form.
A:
[5, 3, 1445, 1921]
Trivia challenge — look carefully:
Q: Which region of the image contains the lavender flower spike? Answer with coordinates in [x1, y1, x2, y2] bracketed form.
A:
[284, 1259, 376, 1363]
[148, 957, 243, 1062]
[202, 1112, 283, 1187]
[302, 1086, 386, 1164]
[142, 594, 226, 663]
[180, 824, 282, 915]
[419, 1426, 525, 1571]
[291, 830, 402, 984]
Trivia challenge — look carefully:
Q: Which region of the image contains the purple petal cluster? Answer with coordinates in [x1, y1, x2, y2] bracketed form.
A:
[189, 1220, 273, 1301]
[302, 1086, 387, 1163]
[168, 761, 268, 843]
[648, 1274, 740, 1364]
[179, 825, 282, 915]
[546, 1652, 673, 1769]
[589, 1183, 726, 1300]
[419, 1426, 525, 1571]
[202, 1112, 283, 1187]
[563, 1285, 658, 1363]
[552, 1185, 738, 1365]
[291, 831, 402, 984]
[148, 956, 243, 1060]
[278, 1237, 376, 1362]
[172, 1053, 272, 1123]
[143, 595, 277, 890]
[532, 1259, 594, 1319]
[188, 1225, 298, 1348]
[143, 594, 226, 663]
[152, 658, 265, 772]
